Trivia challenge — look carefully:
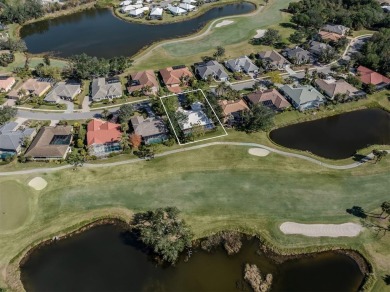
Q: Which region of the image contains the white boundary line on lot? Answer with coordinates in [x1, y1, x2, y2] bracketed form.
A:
[159, 89, 228, 146]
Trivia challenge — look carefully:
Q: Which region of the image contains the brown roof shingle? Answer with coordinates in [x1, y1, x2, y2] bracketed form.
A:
[25, 126, 72, 159]
[247, 89, 290, 110]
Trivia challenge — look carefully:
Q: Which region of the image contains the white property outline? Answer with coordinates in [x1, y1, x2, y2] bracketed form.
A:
[159, 89, 228, 145]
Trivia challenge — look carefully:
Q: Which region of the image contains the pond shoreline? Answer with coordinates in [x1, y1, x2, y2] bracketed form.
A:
[269, 107, 390, 160]
[111, 0, 257, 26]
[19, 2, 257, 59]
[16, 217, 372, 291]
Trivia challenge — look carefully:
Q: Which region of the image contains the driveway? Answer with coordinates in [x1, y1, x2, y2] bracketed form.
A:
[82, 96, 90, 112]
[230, 80, 256, 91]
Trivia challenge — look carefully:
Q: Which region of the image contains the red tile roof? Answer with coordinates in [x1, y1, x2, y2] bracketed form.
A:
[159, 66, 193, 93]
[127, 70, 159, 93]
[357, 66, 390, 86]
[219, 99, 249, 116]
[87, 119, 122, 146]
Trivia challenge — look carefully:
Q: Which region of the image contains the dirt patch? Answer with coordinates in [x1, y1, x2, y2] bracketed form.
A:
[280, 222, 363, 237]
[248, 148, 270, 157]
[28, 177, 48, 191]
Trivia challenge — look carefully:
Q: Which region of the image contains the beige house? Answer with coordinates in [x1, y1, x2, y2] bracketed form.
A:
[315, 79, 365, 100]
[218, 99, 249, 123]
[0, 76, 16, 92]
[25, 126, 73, 160]
[8, 78, 52, 100]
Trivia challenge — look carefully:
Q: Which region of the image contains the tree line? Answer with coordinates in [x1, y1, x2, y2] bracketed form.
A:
[288, 0, 389, 31]
[353, 29, 390, 76]
[0, 0, 44, 24]
[64, 53, 132, 80]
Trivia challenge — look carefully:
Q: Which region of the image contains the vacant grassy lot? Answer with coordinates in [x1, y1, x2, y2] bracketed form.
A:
[0, 181, 32, 232]
[0, 52, 68, 74]
[0, 145, 389, 290]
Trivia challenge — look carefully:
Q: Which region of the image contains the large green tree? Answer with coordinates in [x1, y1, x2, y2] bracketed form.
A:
[132, 207, 193, 264]
[0, 0, 44, 24]
[0, 106, 17, 126]
[117, 104, 134, 123]
[357, 29, 390, 76]
[238, 104, 275, 132]
[288, 0, 387, 30]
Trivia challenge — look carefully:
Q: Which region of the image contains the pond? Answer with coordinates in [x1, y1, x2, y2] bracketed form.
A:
[269, 108, 390, 160]
[20, 4, 255, 58]
[21, 223, 365, 291]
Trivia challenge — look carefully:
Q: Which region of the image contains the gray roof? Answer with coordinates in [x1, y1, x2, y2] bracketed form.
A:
[322, 24, 349, 35]
[44, 81, 81, 103]
[0, 123, 36, 152]
[280, 84, 325, 106]
[225, 56, 259, 73]
[258, 50, 290, 67]
[0, 121, 18, 133]
[195, 60, 229, 80]
[130, 115, 168, 137]
[309, 41, 333, 55]
[284, 47, 311, 62]
[91, 78, 122, 101]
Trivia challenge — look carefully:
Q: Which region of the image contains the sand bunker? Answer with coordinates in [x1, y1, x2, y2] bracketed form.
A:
[28, 177, 48, 191]
[215, 20, 234, 28]
[280, 222, 363, 237]
[253, 29, 266, 38]
[248, 148, 270, 157]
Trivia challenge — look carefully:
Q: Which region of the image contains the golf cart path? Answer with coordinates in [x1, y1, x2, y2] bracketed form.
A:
[0, 142, 388, 176]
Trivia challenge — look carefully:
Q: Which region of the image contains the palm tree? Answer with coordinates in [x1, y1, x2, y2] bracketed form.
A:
[120, 133, 130, 150]
[373, 149, 388, 164]
[380, 201, 390, 219]
[142, 85, 152, 95]
[121, 122, 129, 133]
[101, 108, 110, 120]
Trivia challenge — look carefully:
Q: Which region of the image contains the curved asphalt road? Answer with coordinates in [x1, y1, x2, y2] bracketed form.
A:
[1, 142, 387, 176]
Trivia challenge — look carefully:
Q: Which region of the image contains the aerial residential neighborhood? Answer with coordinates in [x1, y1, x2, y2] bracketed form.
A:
[0, 0, 389, 291]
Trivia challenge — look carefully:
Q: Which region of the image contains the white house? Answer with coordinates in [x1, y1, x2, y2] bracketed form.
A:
[121, 4, 143, 13]
[129, 7, 149, 17]
[182, 0, 197, 4]
[177, 102, 214, 133]
[120, 0, 132, 6]
[179, 3, 196, 11]
[167, 4, 187, 15]
[150, 7, 163, 18]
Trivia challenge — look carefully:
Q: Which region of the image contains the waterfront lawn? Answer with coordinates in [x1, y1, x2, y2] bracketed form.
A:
[0, 53, 68, 74]
[274, 90, 390, 127]
[131, 0, 295, 71]
[0, 144, 389, 290]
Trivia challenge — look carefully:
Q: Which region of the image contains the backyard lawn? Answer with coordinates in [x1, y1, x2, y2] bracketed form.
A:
[0, 144, 389, 290]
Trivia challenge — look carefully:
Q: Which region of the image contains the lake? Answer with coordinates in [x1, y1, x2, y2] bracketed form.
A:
[269, 108, 390, 160]
[21, 223, 365, 291]
[20, 4, 255, 58]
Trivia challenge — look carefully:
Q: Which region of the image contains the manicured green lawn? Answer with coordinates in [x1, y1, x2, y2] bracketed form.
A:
[0, 181, 32, 232]
[0, 145, 389, 290]
[131, 0, 295, 71]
